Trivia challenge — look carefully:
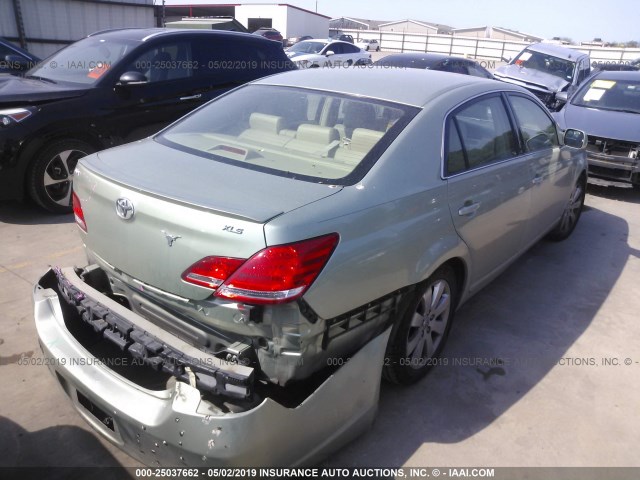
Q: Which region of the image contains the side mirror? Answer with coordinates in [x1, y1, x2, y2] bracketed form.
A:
[325, 50, 335, 57]
[556, 91, 569, 104]
[563, 129, 588, 149]
[4, 54, 30, 71]
[118, 71, 148, 86]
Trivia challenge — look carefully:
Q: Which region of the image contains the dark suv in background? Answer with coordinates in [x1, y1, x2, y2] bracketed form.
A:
[0, 28, 295, 212]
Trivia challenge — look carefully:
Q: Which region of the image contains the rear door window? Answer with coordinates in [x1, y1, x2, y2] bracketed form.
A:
[124, 41, 193, 83]
[445, 95, 518, 174]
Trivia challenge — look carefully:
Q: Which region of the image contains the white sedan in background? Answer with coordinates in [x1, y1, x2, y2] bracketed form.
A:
[356, 38, 380, 51]
[285, 39, 371, 68]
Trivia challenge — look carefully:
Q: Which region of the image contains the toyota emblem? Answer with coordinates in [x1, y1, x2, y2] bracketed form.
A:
[115, 197, 135, 220]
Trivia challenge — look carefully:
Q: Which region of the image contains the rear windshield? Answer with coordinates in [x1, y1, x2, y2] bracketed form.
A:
[571, 77, 640, 113]
[158, 85, 419, 185]
[287, 41, 327, 54]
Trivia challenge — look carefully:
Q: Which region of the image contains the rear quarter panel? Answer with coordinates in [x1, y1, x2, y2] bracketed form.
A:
[264, 101, 470, 319]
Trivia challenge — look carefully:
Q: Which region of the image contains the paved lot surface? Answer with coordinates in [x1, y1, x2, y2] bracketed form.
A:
[1, 182, 639, 471]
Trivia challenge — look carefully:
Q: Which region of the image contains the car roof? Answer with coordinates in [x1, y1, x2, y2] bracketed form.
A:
[86, 27, 262, 43]
[253, 67, 512, 107]
[525, 42, 587, 60]
[376, 52, 458, 64]
[590, 70, 640, 81]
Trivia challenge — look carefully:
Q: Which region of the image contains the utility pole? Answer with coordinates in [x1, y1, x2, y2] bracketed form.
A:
[12, 0, 27, 49]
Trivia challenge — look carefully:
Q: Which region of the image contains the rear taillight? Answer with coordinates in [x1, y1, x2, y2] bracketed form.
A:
[72, 192, 87, 232]
[181, 233, 339, 305]
[181, 257, 245, 290]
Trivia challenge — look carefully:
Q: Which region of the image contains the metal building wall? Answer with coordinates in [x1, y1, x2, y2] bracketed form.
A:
[1, 0, 155, 58]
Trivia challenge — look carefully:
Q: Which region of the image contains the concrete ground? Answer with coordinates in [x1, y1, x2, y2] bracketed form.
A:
[1, 181, 639, 471]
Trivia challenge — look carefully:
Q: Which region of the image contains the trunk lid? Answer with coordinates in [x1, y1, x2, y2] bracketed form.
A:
[75, 138, 342, 301]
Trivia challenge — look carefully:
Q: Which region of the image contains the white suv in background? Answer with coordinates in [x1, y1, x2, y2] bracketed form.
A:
[356, 39, 380, 51]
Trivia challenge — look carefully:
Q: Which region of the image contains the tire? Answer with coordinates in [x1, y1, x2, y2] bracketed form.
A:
[376, 46, 380, 52]
[27, 139, 95, 213]
[546, 175, 586, 241]
[365, 46, 370, 51]
[383, 266, 457, 385]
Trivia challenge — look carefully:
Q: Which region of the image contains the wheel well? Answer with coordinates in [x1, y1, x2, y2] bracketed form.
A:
[441, 257, 467, 306]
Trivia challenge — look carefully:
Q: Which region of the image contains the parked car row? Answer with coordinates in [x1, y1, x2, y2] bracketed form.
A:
[492, 41, 640, 189]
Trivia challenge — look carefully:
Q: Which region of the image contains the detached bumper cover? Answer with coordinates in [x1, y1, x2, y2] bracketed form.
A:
[51, 267, 252, 400]
[34, 267, 389, 467]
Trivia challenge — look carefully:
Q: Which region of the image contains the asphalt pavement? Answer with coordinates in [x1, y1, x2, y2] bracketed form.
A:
[1, 182, 639, 472]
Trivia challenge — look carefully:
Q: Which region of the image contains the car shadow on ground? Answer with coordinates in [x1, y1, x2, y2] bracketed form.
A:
[0, 416, 133, 479]
[323, 202, 639, 467]
[586, 180, 640, 205]
[0, 201, 73, 226]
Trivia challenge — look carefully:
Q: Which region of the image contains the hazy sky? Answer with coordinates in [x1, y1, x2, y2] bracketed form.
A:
[168, 0, 637, 43]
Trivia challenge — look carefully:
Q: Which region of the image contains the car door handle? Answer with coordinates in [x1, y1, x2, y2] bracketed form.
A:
[458, 202, 481, 216]
[180, 94, 202, 101]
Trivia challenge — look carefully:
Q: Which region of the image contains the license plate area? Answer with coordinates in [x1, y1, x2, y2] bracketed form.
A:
[76, 390, 115, 432]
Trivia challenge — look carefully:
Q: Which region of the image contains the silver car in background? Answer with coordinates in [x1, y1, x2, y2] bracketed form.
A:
[554, 70, 640, 189]
[494, 42, 591, 111]
[34, 69, 588, 466]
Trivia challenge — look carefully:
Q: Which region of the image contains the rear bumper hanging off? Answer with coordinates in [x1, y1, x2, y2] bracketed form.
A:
[34, 267, 390, 467]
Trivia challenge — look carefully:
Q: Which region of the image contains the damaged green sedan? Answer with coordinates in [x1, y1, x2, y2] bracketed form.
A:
[34, 68, 588, 466]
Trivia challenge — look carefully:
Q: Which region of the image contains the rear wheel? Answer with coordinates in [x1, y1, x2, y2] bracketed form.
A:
[28, 139, 95, 213]
[383, 266, 457, 384]
[546, 175, 586, 241]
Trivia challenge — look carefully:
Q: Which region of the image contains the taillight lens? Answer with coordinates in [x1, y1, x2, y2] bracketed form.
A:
[181, 233, 339, 305]
[72, 191, 87, 232]
[181, 256, 245, 290]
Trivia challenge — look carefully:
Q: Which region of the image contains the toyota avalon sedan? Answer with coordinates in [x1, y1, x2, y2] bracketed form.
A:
[554, 70, 640, 189]
[34, 69, 587, 466]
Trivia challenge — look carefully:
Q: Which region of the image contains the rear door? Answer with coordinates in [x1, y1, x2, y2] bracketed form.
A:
[445, 94, 532, 290]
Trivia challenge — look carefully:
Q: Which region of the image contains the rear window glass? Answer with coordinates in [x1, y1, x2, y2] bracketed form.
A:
[158, 85, 418, 185]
